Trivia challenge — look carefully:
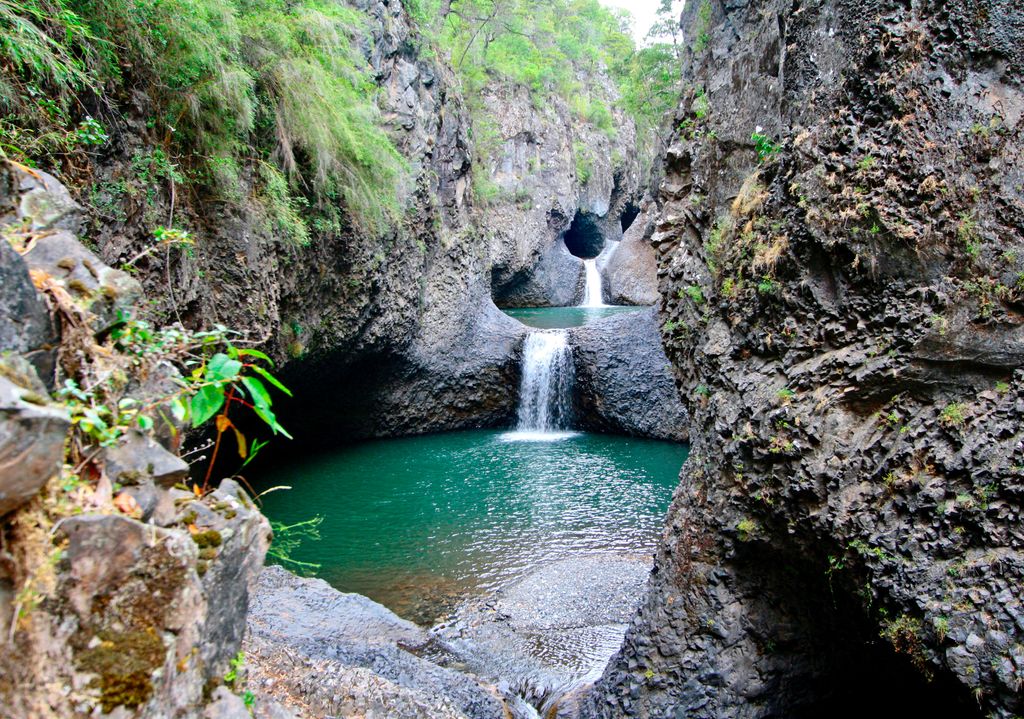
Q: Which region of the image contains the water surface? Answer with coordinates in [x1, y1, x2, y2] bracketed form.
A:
[257, 430, 687, 623]
[503, 305, 644, 329]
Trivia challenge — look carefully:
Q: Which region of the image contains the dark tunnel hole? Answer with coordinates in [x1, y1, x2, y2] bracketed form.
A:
[563, 211, 605, 259]
[732, 542, 984, 719]
[620, 201, 641, 233]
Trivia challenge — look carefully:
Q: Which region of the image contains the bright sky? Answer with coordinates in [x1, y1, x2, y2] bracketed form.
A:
[598, 0, 667, 44]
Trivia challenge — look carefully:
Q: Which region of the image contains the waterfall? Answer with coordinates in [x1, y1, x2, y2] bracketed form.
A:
[512, 331, 574, 436]
[581, 259, 607, 308]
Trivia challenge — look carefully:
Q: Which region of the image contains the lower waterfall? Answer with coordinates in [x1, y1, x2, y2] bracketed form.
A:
[513, 330, 574, 436]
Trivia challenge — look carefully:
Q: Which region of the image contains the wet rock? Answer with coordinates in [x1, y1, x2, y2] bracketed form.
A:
[0, 234, 58, 384]
[0, 369, 69, 517]
[569, 307, 688, 441]
[22, 230, 141, 335]
[102, 431, 189, 488]
[434, 555, 652, 716]
[245, 565, 507, 719]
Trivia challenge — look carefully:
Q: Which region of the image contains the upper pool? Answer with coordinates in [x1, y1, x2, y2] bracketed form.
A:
[502, 305, 645, 329]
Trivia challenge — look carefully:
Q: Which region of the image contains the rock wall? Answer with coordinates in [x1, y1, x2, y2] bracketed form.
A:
[586, 1, 1024, 717]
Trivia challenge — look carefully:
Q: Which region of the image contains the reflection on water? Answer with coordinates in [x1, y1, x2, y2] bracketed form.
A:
[256, 430, 688, 624]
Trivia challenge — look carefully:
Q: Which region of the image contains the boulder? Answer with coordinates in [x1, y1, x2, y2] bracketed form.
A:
[102, 431, 189, 488]
[569, 308, 688, 441]
[0, 365, 69, 517]
[245, 565, 507, 719]
[22, 230, 142, 334]
[177, 479, 272, 680]
[603, 202, 659, 306]
[0, 233, 58, 385]
[7, 165, 84, 234]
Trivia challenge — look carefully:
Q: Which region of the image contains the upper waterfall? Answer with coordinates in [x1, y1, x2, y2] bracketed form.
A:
[581, 259, 607, 308]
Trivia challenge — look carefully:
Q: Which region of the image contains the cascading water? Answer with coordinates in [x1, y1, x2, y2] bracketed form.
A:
[512, 330, 574, 437]
[581, 259, 607, 308]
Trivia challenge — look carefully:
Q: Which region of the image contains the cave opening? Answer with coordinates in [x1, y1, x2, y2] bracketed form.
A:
[731, 542, 983, 719]
[620, 201, 641, 233]
[562, 211, 605, 259]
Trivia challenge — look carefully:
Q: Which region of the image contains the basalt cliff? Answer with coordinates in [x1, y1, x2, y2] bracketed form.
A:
[585, 1, 1024, 717]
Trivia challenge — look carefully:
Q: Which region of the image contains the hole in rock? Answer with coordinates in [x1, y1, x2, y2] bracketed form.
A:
[620, 201, 641, 233]
[730, 542, 983, 718]
[563, 211, 605, 259]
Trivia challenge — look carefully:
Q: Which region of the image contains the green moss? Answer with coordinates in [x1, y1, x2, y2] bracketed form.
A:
[76, 629, 165, 713]
[199, 547, 218, 561]
[191, 529, 222, 549]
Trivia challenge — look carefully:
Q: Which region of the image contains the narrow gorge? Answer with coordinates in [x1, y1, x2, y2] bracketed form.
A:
[0, 1, 1021, 718]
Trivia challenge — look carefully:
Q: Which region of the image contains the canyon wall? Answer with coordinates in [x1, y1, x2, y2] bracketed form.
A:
[78, 0, 653, 444]
[586, 0, 1024, 717]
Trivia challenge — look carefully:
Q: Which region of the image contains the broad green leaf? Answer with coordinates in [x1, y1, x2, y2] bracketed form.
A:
[241, 376, 271, 411]
[251, 365, 292, 396]
[252, 402, 292, 439]
[191, 385, 225, 427]
[137, 414, 154, 431]
[207, 353, 242, 382]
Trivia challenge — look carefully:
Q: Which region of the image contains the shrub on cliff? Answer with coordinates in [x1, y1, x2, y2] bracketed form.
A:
[0, 0, 406, 237]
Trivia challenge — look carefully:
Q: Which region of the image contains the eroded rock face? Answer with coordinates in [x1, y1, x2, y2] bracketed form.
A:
[569, 309, 687, 442]
[586, 1, 1023, 718]
[0, 480, 270, 719]
[245, 565, 508, 719]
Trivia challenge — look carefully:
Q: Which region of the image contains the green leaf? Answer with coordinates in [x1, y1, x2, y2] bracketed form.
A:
[241, 376, 271, 411]
[137, 414, 154, 431]
[237, 348, 274, 366]
[190, 385, 225, 427]
[251, 365, 292, 396]
[207, 353, 242, 382]
[250, 401, 292, 439]
[170, 397, 188, 422]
